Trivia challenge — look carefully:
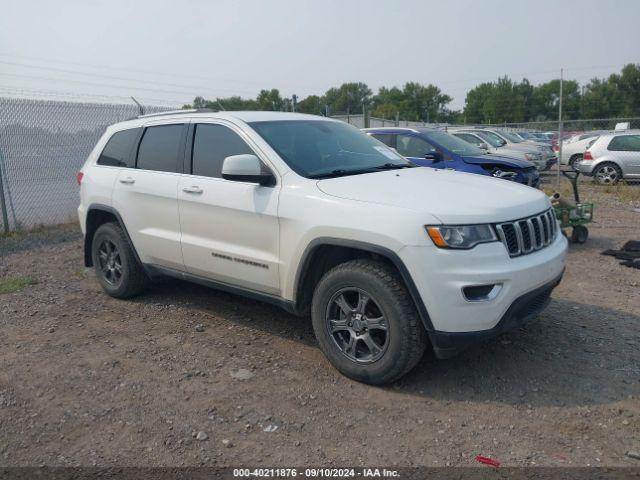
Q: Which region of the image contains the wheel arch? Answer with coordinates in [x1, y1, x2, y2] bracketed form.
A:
[292, 237, 435, 333]
[84, 204, 141, 268]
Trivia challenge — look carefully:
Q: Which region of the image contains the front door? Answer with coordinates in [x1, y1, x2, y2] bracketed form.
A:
[178, 122, 280, 294]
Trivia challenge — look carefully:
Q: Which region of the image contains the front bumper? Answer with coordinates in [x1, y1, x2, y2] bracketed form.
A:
[398, 230, 567, 341]
[429, 272, 563, 358]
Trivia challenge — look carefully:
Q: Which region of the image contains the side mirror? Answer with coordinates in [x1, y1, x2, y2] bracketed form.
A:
[478, 142, 489, 150]
[222, 154, 275, 186]
[424, 151, 442, 161]
[499, 139, 507, 146]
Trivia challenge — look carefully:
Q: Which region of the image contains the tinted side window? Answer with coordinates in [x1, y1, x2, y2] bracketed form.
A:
[370, 134, 394, 148]
[191, 124, 254, 178]
[396, 134, 436, 158]
[136, 124, 184, 172]
[608, 135, 640, 152]
[97, 128, 140, 167]
[455, 133, 480, 145]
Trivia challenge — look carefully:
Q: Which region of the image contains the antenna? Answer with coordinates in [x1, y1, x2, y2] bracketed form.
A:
[131, 96, 144, 116]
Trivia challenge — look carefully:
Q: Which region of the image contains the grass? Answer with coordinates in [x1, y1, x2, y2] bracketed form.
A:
[601, 183, 640, 203]
[0, 222, 81, 255]
[0, 276, 37, 294]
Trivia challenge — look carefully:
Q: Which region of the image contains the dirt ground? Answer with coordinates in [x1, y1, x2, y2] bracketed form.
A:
[0, 176, 639, 468]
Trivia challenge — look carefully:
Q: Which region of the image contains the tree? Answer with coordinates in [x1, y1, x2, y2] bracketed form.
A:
[256, 89, 285, 111]
[297, 95, 323, 114]
[323, 82, 372, 114]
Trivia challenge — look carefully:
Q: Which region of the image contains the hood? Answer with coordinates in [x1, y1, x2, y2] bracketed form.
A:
[316, 167, 550, 224]
[462, 153, 534, 169]
[503, 142, 541, 154]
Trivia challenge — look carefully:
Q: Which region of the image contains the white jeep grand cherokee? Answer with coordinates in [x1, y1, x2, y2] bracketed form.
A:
[78, 110, 567, 384]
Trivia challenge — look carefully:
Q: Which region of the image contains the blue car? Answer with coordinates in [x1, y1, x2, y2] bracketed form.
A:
[363, 127, 539, 188]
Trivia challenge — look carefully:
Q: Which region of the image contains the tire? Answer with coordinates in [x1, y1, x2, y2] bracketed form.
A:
[91, 222, 147, 298]
[593, 162, 622, 185]
[311, 259, 427, 385]
[571, 225, 589, 244]
[568, 154, 582, 171]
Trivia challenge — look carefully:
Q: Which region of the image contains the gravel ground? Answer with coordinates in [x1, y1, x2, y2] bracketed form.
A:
[0, 177, 639, 468]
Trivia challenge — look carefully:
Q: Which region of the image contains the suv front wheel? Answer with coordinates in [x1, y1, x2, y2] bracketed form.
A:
[91, 222, 147, 298]
[311, 259, 426, 384]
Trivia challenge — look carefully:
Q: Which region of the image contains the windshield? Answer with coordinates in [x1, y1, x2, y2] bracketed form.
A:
[499, 131, 524, 143]
[423, 130, 485, 156]
[474, 131, 503, 148]
[249, 120, 410, 178]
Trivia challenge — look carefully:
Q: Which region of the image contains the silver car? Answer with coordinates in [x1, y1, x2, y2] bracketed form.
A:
[576, 131, 640, 184]
[451, 129, 547, 170]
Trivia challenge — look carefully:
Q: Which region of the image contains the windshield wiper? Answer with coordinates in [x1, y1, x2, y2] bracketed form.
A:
[308, 168, 377, 179]
[308, 163, 414, 179]
[373, 163, 414, 170]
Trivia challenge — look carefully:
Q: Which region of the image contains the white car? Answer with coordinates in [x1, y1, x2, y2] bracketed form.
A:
[78, 110, 567, 384]
[559, 133, 600, 169]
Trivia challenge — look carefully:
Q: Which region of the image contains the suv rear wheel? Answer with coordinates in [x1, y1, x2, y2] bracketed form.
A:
[311, 259, 426, 384]
[91, 222, 147, 298]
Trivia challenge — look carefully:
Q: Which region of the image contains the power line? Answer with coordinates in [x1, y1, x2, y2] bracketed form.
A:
[0, 60, 259, 96]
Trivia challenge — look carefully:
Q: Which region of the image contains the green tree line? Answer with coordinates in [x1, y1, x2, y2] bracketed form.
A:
[185, 63, 640, 124]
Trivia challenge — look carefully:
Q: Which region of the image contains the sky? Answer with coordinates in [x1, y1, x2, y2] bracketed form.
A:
[1, 0, 639, 109]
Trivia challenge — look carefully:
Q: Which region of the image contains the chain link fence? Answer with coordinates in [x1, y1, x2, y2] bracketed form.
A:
[1, 97, 636, 233]
[0, 97, 172, 232]
[331, 113, 447, 129]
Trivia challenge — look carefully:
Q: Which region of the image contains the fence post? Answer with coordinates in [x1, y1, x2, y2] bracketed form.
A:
[0, 155, 9, 234]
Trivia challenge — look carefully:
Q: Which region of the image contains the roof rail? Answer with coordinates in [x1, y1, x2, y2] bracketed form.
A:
[137, 108, 217, 119]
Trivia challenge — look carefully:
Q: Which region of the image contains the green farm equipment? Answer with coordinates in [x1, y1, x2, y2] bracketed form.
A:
[552, 170, 594, 244]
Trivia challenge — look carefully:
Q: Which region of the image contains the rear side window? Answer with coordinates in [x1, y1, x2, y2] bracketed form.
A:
[370, 133, 394, 148]
[191, 124, 254, 178]
[396, 134, 436, 158]
[455, 133, 481, 145]
[136, 124, 184, 172]
[97, 128, 140, 167]
[608, 135, 640, 152]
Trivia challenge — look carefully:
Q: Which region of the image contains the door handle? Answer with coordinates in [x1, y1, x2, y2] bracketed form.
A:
[182, 186, 203, 194]
[119, 177, 135, 185]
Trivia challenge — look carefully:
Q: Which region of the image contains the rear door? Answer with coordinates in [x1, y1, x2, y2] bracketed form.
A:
[178, 121, 280, 294]
[112, 121, 187, 271]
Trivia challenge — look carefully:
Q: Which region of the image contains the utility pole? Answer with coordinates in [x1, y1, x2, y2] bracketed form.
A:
[0, 157, 9, 233]
[557, 68, 564, 189]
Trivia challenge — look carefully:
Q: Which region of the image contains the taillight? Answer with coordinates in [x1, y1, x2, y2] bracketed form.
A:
[583, 151, 593, 161]
[76, 171, 84, 185]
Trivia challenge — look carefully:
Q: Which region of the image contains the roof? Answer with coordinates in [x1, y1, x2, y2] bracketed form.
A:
[110, 110, 333, 130]
[362, 127, 437, 134]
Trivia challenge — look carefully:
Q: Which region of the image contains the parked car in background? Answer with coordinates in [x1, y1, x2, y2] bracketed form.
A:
[450, 128, 548, 171]
[364, 127, 539, 187]
[451, 130, 546, 171]
[496, 130, 557, 168]
[78, 111, 567, 384]
[559, 132, 600, 169]
[576, 131, 640, 184]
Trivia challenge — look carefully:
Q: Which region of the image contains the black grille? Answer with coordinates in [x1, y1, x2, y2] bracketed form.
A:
[519, 221, 532, 251]
[496, 209, 557, 257]
[501, 224, 519, 254]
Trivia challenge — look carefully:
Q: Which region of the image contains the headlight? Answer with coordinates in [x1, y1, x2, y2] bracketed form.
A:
[524, 153, 541, 161]
[426, 225, 498, 249]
